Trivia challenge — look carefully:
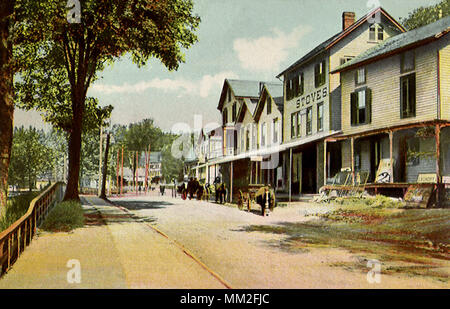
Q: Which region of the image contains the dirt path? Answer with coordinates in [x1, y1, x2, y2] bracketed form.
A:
[110, 195, 449, 289]
[0, 196, 226, 289]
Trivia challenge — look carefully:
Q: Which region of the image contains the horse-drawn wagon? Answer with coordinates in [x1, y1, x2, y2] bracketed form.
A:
[237, 184, 275, 216]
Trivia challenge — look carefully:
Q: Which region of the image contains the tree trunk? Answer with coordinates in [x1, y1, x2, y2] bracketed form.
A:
[63, 95, 85, 201]
[0, 1, 14, 217]
[100, 133, 110, 199]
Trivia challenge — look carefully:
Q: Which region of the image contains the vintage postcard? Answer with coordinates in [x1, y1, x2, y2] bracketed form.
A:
[0, 0, 448, 302]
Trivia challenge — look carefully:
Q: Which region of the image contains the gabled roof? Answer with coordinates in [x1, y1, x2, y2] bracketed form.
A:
[236, 98, 258, 124]
[254, 83, 284, 121]
[277, 6, 405, 78]
[332, 16, 450, 73]
[217, 79, 267, 111]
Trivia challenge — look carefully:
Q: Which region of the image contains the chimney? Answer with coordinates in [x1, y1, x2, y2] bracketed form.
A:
[342, 12, 355, 31]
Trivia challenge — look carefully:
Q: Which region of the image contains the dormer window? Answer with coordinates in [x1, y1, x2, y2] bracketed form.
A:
[369, 24, 384, 41]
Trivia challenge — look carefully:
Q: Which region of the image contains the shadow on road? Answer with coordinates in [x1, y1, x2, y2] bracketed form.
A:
[113, 200, 174, 211]
[84, 209, 157, 227]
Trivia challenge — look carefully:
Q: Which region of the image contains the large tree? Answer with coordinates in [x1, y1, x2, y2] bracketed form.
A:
[14, 0, 200, 201]
[0, 0, 14, 216]
[401, 0, 449, 30]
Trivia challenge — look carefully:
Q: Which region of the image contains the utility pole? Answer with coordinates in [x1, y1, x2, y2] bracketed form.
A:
[100, 133, 110, 199]
[98, 125, 103, 196]
[116, 148, 119, 196]
[120, 146, 124, 196]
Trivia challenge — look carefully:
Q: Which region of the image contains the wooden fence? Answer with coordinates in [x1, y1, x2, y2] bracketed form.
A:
[0, 182, 65, 276]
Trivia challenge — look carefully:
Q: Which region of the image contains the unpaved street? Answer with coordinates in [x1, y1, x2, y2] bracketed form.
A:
[110, 194, 448, 289]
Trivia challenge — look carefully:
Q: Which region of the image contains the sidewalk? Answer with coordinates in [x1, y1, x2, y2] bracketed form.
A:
[0, 196, 226, 289]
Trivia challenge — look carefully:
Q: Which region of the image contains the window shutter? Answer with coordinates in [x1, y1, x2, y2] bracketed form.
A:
[314, 64, 319, 88]
[366, 88, 372, 123]
[300, 73, 304, 95]
[350, 92, 357, 125]
[409, 74, 416, 117]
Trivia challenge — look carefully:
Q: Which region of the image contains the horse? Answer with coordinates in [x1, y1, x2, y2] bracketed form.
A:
[254, 186, 276, 216]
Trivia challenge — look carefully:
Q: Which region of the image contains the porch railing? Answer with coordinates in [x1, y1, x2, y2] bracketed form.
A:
[0, 182, 65, 276]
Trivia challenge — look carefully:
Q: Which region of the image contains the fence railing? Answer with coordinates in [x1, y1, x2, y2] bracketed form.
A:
[0, 182, 65, 276]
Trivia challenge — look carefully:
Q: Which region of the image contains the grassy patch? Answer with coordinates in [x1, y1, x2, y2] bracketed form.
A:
[41, 201, 85, 232]
[243, 199, 450, 282]
[0, 192, 39, 232]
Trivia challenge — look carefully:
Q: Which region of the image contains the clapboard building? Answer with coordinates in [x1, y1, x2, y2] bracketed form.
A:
[328, 16, 450, 206]
[277, 7, 405, 197]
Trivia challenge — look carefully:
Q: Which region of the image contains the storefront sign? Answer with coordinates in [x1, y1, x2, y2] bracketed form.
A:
[417, 173, 438, 183]
[375, 159, 392, 183]
[295, 86, 327, 109]
[251, 156, 262, 162]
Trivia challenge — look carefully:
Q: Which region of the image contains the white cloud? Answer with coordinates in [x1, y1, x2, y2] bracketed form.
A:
[91, 71, 238, 98]
[233, 25, 312, 73]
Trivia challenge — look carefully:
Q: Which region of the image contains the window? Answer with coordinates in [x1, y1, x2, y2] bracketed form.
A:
[245, 128, 250, 151]
[401, 50, 415, 73]
[273, 118, 279, 144]
[317, 103, 324, 132]
[252, 123, 257, 149]
[369, 24, 383, 41]
[296, 112, 301, 137]
[286, 79, 294, 101]
[406, 138, 420, 166]
[378, 24, 384, 41]
[314, 60, 326, 88]
[355, 67, 366, 85]
[261, 123, 267, 147]
[222, 108, 228, 125]
[369, 24, 376, 41]
[232, 103, 237, 122]
[400, 73, 416, 118]
[240, 127, 245, 152]
[294, 73, 304, 97]
[267, 97, 271, 115]
[350, 88, 372, 125]
[291, 112, 297, 138]
[291, 112, 301, 138]
[227, 88, 231, 102]
[306, 107, 312, 135]
[287, 73, 303, 100]
[340, 56, 354, 65]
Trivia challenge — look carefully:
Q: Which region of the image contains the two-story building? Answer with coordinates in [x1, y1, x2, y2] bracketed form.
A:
[213, 79, 283, 201]
[328, 16, 450, 204]
[277, 7, 405, 198]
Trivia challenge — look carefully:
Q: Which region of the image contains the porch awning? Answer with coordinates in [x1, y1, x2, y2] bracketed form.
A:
[194, 130, 341, 167]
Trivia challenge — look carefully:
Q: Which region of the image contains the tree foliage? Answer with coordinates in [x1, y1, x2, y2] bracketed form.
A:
[400, 0, 449, 30]
[12, 0, 200, 201]
[8, 126, 54, 190]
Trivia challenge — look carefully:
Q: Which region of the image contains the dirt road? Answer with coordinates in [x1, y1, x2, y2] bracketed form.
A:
[110, 195, 448, 288]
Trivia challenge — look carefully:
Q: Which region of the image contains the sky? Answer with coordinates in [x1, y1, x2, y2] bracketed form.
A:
[14, 0, 440, 133]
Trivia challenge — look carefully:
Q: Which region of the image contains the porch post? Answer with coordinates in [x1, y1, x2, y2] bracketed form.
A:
[351, 137, 355, 184]
[323, 140, 327, 186]
[436, 125, 441, 207]
[389, 130, 394, 183]
[250, 161, 253, 184]
[230, 161, 233, 203]
[289, 148, 293, 202]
